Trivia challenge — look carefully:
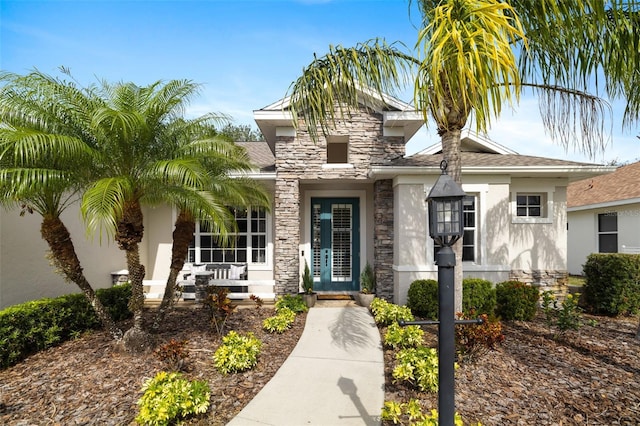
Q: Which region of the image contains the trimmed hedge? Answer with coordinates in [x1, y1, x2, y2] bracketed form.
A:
[407, 278, 497, 319]
[583, 253, 640, 316]
[495, 280, 539, 321]
[0, 284, 132, 369]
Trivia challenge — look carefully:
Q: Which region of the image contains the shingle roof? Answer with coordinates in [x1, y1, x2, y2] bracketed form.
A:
[236, 141, 275, 172]
[390, 152, 595, 168]
[567, 161, 640, 208]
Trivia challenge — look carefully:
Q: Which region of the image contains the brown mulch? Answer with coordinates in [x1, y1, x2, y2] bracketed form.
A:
[383, 313, 640, 425]
[1, 304, 639, 425]
[0, 305, 306, 426]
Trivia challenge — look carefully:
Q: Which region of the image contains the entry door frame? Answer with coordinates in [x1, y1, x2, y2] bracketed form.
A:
[302, 189, 367, 293]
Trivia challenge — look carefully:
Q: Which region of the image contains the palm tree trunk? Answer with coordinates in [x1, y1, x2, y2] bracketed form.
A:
[151, 210, 195, 332]
[636, 321, 640, 340]
[116, 200, 153, 352]
[440, 129, 464, 313]
[40, 215, 123, 340]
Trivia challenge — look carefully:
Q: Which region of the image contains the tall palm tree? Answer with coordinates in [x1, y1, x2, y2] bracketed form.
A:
[0, 71, 123, 340]
[286, 0, 640, 311]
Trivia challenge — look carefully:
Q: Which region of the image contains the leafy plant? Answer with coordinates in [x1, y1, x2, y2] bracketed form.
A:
[455, 312, 504, 362]
[249, 294, 264, 309]
[135, 371, 210, 426]
[407, 279, 438, 319]
[381, 399, 468, 426]
[462, 278, 496, 316]
[541, 291, 584, 331]
[583, 253, 640, 316]
[360, 262, 376, 294]
[370, 298, 414, 326]
[262, 308, 296, 334]
[384, 322, 424, 350]
[495, 280, 539, 321]
[203, 286, 237, 335]
[392, 346, 441, 392]
[213, 331, 262, 374]
[275, 294, 308, 314]
[154, 339, 190, 372]
[302, 259, 314, 294]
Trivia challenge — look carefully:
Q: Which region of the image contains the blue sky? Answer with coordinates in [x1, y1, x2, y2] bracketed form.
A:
[1, 0, 638, 163]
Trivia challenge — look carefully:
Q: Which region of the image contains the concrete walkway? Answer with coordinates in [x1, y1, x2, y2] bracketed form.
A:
[227, 303, 384, 426]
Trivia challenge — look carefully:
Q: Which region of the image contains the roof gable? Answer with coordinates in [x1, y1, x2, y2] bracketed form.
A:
[417, 129, 517, 155]
[568, 161, 640, 208]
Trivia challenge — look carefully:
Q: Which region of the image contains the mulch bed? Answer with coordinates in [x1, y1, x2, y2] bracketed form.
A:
[382, 313, 640, 425]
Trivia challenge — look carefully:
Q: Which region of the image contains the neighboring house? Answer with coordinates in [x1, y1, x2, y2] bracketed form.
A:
[567, 161, 640, 275]
[0, 88, 613, 308]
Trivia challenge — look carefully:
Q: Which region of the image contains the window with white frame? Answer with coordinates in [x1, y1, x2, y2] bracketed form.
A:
[516, 193, 545, 217]
[188, 207, 267, 264]
[433, 195, 477, 262]
[598, 212, 618, 253]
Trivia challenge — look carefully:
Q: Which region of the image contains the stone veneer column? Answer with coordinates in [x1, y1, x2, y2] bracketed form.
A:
[274, 177, 300, 295]
[374, 179, 394, 301]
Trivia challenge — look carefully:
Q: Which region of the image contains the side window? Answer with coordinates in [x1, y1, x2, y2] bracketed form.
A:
[433, 195, 477, 262]
[516, 194, 544, 217]
[598, 212, 618, 253]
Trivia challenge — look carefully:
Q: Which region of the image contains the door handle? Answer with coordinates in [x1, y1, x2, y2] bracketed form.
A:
[325, 253, 329, 267]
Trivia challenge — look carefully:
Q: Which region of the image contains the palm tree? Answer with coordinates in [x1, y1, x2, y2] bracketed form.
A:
[286, 0, 640, 311]
[0, 71, 123, 340]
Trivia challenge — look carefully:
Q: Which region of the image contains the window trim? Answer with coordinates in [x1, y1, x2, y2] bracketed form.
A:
[597, 211, 618, 253]
[511, 191, 553, 224]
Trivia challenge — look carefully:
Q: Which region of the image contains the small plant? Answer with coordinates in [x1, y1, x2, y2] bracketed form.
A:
[135, 371, 210, 426]
[213, 331, 262, 374]
[392, 346, 444, 392]
[301, 259, 314, 294]
[154, 338, 190, 371]
[541, 290, 557, 326]
[263, 308, 296, 334]
[249, 294, 264, 309]
[384, 322, 424, 350]
[495, 280, 539, 321]
[455, 312, 504, 362]
[542, 291, 584, 331]
[370, 298, 414, 326]
[381, 399, 468, 425]
[203, 286, 237, 335]
[275, 294, 308, 313]
[360, 262, 376, 294]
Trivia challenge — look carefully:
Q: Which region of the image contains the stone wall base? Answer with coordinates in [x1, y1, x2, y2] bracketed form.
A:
[509, 269, 569, 299]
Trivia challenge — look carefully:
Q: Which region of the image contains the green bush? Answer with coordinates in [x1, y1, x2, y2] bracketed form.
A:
[495, 281, 539, 321]
[462, 278, 496, 315]
[136, 371, 210, 426]
[407, 279, 439, 319]
[583, 253, 640, 316]
[370, 298, 414, 326]
[274, 294, 308, 314]
[0, 284, 132, 369]
[392, 346, 440, 392]
[383, 322, 424, 349]
[262, 308, 296, 334]
[213, 331, 262, 374]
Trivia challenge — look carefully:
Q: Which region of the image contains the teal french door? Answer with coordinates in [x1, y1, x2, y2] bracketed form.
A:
[311, 198, 360, 291]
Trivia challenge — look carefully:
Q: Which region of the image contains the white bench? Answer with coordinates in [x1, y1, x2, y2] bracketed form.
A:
[179, 263, 275, 301]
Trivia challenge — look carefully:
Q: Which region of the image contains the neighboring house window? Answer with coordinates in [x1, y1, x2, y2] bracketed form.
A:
[598, 212, 618, 253]
[326, 135, 349, 164]
[516, 194, 544, 217]
[433, 195, 476, 262]
[188, 207, 267, 264]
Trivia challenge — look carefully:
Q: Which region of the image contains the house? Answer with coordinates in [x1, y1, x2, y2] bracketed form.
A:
[567, 161, 640, 275]
[0, 88, 614, 308]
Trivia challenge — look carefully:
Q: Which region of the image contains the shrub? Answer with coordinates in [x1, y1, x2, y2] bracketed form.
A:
[495, 280, 539, 321]
[154, 339, 190, 372]
[274, 294, 308, 314]
[262, 308, 296, 334]
[583, 253, 640, 316]
[455, 312, 504, 362]
[392, 346, 441, 392]
[381, 399, 467, 426]
[135, 371, 210, 426]
[213, 331, 262, 374]
[407, 279, 438, 319]
[0, 284, 132, 369]
[203, 287, 236, 335]
[462, 278, 496, 316]
[370, 298, 414, 326]
[541, 291, 584, 331]
[383, 322, 424, 350]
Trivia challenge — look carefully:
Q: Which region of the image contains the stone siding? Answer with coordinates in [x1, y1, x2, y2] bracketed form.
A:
[374, 179, 394, 301]
[509, 269, 569, 299]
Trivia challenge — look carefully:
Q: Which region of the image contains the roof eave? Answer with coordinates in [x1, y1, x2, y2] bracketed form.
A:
[369, 165, 617, 180]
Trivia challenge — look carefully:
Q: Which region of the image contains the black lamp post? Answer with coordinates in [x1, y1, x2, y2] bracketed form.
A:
[427, 160, 465, 426]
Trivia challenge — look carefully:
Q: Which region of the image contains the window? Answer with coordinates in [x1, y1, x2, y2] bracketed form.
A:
[433, 195, 476, 262]
[188, 207, 267, 264]
[326, 135, 349, 164]
[516, 194, 543, 217]
[598, 212, 618, 253]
